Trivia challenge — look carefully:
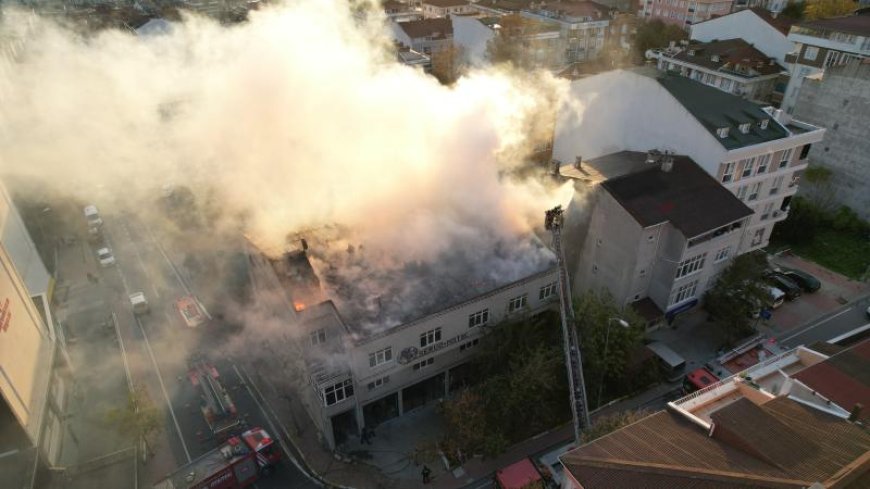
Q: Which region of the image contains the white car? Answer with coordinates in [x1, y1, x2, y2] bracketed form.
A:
[129, 292, 149, 315]
[97, 247, 115, 266]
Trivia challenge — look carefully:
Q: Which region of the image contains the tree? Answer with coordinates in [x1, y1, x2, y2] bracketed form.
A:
[804, 0, 857, 21]
[780, 1, 806, 20]
[581, 409, 650, 444]
[573, 291, 648, 407]
[633, 19, 687, 62]
[106, 385, 163, 455]
[703, 252, 771, 346]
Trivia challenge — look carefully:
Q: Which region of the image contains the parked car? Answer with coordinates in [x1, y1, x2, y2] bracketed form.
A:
[83, 204, 103, 232]
[765, 272, 801, 301]
[129, 292, 149, 315]
[96, 247, 115, 267]
[778, 268, 821, 293]
[767, 287, 786, 309]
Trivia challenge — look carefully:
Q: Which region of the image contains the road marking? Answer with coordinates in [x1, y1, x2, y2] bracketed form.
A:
[779, 307, 853, 343]
[143, 224, 192, 296]
[111, 312, 135, 393]
[136, 315, 192, 463]
[232, 364, 323, 488]
[122, 223, 161, 300]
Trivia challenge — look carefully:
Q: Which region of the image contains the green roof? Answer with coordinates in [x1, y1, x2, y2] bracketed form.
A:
[655, 73, 789, 150]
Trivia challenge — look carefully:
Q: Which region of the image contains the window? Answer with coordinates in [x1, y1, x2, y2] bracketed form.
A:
[751, 228, 765, 247]
[323, 379, 354, 406]
[310, 328, 327, 346]
[720, 78, 733, 91]
[367, 376, 390, 391]
[420, 328, 442, 348]
[741, 158, 756, 178]
[779, 148, 793, 169]
[675, 253, 706, 279]
[748, 182, 761, 201]
[468, 309, 489, 328]
[671, 280, 699, 305]
[508, 294, 528, 313]
[717, 127, 729, 138]
[369, 347, 393, 368]
[412, 357, 434, 371]
[739, 123, 751, 134]
[721, 162, 735, 182]
[714, 247, 730, 263]
[757, 154, 771, 174]
[760, 202, 774, 220]
[459, 339, 480, 352]
[799, 144, 811, 160]
[539, 283, 557, 301]
[736, 185, 748, 200]
[770, 175, 784, 195]
[804, 46, 819, 61]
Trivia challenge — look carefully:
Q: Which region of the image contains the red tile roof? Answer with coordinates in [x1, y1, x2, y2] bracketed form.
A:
[422, 0, 469, 7]
[794, 338, 870, 422]
[396, 18, 453, 39]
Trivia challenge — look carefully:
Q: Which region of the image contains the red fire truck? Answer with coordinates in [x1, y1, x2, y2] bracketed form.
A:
[153, 427, 281, 489]
[683, 367, 720, 394]
[189, 360, 241, 440]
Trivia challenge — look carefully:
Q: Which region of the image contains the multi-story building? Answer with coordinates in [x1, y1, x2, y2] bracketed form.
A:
[451, 13, 563, 68]
[246, 240, 559, 449]
[638, 0, 734, 30]
[0, 182, 71, 489]
[649, 38, 785, 103]
[554, 70, 824, 256]
[474, 1, 613, 65]
[689, 7, 796, 65]
[782, 13, 870, 112]
[792, 61, 870, 220]
[563, 151, 753, 324]
[391, 17, 454, 56]
[382, 0, 424, 22]
[421, 0, 474, 18]
[558, 340, 870, 488]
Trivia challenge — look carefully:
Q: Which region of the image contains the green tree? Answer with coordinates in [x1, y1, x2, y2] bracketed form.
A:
[804, 0, 857, 20]
[780, 1, 806, 20]
[703, 252, 770, 346]
[633, 19, 687, 61]
[106, 385, 163, 454]
[573, 291, 648, 408]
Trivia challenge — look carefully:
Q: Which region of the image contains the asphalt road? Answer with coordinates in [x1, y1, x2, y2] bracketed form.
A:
[99, 211, 320, 489]
[777, 294, 870, 349]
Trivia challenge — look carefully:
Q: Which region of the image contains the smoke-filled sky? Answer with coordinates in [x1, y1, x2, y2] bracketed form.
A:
[0, 1, 573, 329]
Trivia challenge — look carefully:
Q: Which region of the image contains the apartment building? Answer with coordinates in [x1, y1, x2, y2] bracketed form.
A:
[638, 0, 734, 30]
[793, 61, 870, 220]
[451, 13, 563, 68]
[690, 8, 796, 64]
[246, 241, 559, 448]
[649, 38, 785, 103]
[558, 340, 870, 488]
[421, 0, 474, 18]
[553, 70, 825, 256]
[474, 0, 613, 65]
[564, 152, 752, 324]
[782, 13, 870, 112]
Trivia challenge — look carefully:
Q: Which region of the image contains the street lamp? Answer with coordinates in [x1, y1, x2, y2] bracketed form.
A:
[596, 317, 630, 410]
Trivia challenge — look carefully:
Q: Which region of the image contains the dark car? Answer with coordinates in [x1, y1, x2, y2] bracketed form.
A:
[765, 272, 802, 301]
[779, 269, 821, 293]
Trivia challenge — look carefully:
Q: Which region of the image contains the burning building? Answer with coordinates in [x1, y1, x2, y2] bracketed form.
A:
[246, 229, 559, 448]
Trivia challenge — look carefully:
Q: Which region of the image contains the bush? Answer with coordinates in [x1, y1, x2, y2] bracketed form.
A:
[832, 206, 870, 236]
[772, 197, 824, 244]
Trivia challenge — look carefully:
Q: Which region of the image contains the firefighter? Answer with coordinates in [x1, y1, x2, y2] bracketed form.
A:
[422, 465, 432, 484]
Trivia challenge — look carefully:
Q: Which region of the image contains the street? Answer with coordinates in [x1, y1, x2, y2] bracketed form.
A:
[95, 209, 320, 489]
[777, 295, 870, 348]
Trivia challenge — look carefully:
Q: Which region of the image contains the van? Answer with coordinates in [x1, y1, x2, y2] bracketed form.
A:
[767, 287, 785, 310]
[84, 205, 102, 230]
[129, 292, 149, 315]
[646, 342, 687, 382]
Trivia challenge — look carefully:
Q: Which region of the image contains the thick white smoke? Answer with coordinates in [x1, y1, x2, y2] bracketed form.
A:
[0, 1, 572, 329]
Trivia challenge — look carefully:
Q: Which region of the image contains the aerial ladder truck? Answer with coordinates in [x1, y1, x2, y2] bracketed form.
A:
[545, 206, 591, 443]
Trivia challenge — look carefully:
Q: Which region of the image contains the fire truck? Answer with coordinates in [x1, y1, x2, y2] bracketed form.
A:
[177, 295, 207, 328]
[189, 359, 242, 440]
[153, 427, 281, 489]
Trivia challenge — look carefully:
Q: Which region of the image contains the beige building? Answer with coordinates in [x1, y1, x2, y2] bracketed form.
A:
[421, 0, 474, 18]
[247, 240, 559, 448]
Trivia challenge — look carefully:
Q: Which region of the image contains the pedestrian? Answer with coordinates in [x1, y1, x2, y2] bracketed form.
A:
[360, 427, 370, 445]
[422, 465, 432, 484]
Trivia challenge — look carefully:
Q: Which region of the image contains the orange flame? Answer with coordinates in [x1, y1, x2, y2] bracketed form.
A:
[293, 302, 306, 312]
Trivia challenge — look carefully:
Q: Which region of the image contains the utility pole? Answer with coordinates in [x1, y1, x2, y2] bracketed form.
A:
[545, 206, 590, 444]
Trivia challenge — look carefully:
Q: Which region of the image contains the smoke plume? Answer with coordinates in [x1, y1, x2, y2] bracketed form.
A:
[0, 1, 572, 330]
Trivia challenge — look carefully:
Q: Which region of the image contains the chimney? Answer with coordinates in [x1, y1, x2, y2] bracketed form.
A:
[645, 149, 661, 165]
[574, 156, 583, 170]
[661, 154, 674, 173]
[848, 403, 863, 422]
[301, 238, 309, 251]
